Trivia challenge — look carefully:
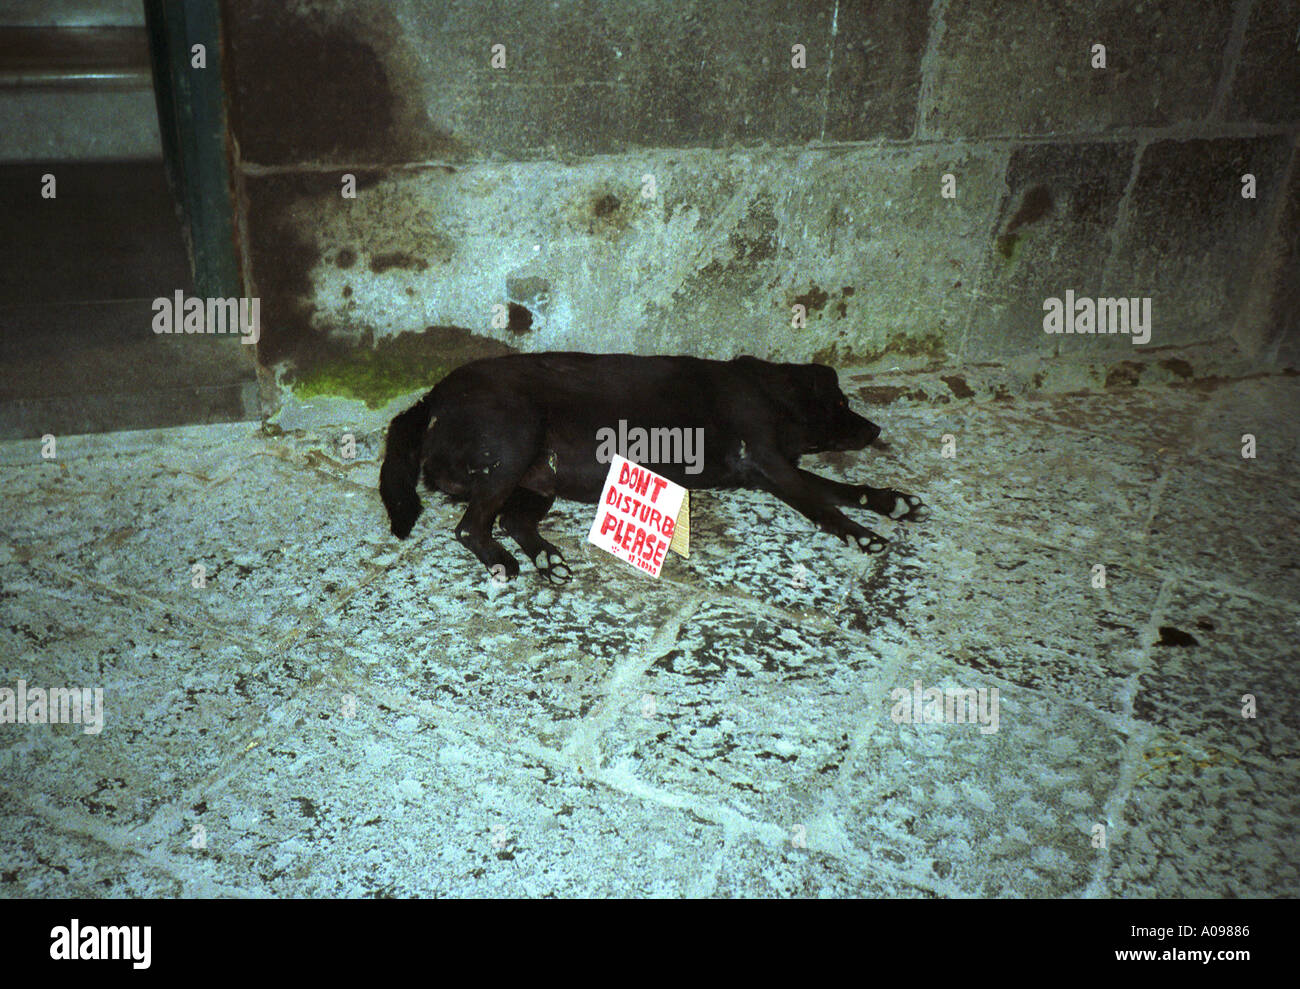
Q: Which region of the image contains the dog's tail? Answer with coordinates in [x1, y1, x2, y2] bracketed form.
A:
[379, 395, 434, 538]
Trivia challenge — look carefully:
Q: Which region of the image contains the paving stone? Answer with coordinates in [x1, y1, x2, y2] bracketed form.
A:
[838, 659, 1126, 897]
[1102, 754, 1300, 898]
[1146, 463, 1300, 600]
[1132, 583, 1299, 758]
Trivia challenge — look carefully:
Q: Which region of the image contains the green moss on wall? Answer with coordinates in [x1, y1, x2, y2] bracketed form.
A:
[283, 326, 516, 408]
[289, 352, 450, 408]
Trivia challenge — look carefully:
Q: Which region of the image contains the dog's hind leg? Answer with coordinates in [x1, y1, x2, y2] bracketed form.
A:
[794, 469, 929, 522]
[450, 413, 549, 581]
[498, 488, 571, 585]
[455, 474, 527, 581]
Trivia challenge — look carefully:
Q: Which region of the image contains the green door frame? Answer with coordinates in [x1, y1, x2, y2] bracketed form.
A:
[143, 0, 241, 301]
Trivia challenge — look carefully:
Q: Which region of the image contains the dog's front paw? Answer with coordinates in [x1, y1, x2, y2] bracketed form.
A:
[859, 489, 929, 523]
[534, 549, 572, 585]
[890, 493, 929, 522]
[844, 530, 889, 554]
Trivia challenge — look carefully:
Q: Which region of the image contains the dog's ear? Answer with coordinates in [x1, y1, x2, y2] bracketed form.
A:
[794, 363, 840, 398]
[379, 398, 433, 538]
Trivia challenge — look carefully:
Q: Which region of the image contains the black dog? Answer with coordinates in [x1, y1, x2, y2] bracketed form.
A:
[380, 353, 928, 582]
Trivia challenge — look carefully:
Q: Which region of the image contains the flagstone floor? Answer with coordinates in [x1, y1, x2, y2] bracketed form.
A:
[1, 370, 1297, 897]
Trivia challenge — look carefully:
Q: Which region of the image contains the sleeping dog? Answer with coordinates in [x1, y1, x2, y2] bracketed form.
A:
[380, 352, 928, 583]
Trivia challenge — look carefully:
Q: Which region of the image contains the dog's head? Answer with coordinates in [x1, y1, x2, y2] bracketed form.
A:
[792, 363, 881, 453]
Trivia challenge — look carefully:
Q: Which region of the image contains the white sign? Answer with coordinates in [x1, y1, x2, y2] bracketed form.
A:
[587, 455, 686, 578]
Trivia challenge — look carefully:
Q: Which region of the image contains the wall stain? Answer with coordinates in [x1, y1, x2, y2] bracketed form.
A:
[793, 284, 829, 313]
[658, 193, 780, 317]
[940, 374, 975, 399]
[1104, 361, 1143, 388]
[729, 194, 778, 263]
[812, 331, 947, 369]
[997, 183, 1054, 258]
[857, 385, 909, 405]
[369, 251, 429, 274]
[245, 170, 434, 370]
[224, 1, 459, 165]
[578, 186, 638, 237]
[1155, 625, 1198, 647]
[245, 173, 323, 365]
[593, 193, 620, 217]
[506, 303, 534, 335]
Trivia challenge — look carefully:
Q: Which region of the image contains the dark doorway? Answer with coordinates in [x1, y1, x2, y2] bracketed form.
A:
[0, 6, 256, 440]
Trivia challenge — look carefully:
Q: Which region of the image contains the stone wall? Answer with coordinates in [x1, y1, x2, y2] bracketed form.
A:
[221, 0, 1300, 413]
